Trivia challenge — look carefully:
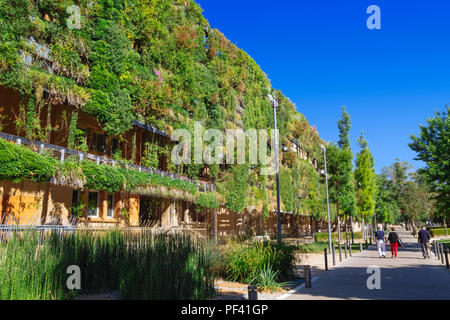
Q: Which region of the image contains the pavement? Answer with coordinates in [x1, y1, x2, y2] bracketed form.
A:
[284, 228, 450, 300]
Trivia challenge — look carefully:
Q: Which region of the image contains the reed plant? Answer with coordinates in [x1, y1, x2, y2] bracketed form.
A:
[0, 229, 215, 300]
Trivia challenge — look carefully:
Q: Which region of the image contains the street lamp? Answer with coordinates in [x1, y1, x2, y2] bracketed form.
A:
[269, 94, 282, 245]
[321, 144, 334, 265]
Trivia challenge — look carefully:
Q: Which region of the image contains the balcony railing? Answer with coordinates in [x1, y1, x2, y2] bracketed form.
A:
[0, 131, 215, 192]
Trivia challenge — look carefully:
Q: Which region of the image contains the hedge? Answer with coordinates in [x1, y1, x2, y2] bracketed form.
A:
[0, 139, 56, 183]
[314, 231, 363, 242]
[429, 228, 449, 238]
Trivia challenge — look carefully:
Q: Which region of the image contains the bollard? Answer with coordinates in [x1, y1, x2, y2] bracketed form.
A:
[435, 241, 440, 260]
[349, 241, 352, 256]
[324, 248, 328, 271]
[445, 247, 450, 269]
[438, 242, 442, 261]
[248, 285, 258, 300]
[344, 241, 348, 259]
[332, 245, 336, 266]
[304, 265, 311, 288]
[436, 241, 441, 260]
[339, 243, 342, 262]
[365, 240, 368, 250]
[360, 242, 363, 252]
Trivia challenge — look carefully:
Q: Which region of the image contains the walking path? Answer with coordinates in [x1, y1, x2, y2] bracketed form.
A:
[284, 228, 450, 300]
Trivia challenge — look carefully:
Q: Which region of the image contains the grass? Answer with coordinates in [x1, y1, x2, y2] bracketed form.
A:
[0, 230, 215, 300]
[298, 241, 362, 254]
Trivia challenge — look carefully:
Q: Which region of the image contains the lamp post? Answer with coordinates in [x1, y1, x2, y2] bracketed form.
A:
[321, 144, 333, 260]
[269, 94, 282, 245]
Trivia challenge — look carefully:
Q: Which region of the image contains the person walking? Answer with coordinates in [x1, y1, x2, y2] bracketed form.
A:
[388, 227, 399, 259]
[418, 226, 432, 259]
[374, 226, 387, 258]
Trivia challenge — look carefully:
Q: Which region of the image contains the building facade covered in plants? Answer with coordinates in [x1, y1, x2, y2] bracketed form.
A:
[0, 0, 327, 237]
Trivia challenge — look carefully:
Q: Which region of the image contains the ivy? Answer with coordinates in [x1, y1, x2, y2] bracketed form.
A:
[194, 192, 219, 209]
[0, 138, 56, 183]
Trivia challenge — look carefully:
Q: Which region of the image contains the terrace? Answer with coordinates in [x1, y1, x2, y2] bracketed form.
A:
[0, 131, 214, 193]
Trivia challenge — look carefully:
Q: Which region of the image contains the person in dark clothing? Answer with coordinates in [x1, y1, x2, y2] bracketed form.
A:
[388, 227, 399, 258]
[374, 226, 386, 258]
[418, 226, 432, 258]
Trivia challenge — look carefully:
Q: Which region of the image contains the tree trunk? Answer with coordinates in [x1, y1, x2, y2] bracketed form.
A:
[411, 219, 418, 236]
[345, 215, 349, 243]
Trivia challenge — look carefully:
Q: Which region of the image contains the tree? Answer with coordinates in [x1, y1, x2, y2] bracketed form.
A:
[375, 173, 400, 226]
[409, 106, 449, 221]
[326, 107, 357, 243]
[354, 132, 377, 231]
[380, 160, 434, 235]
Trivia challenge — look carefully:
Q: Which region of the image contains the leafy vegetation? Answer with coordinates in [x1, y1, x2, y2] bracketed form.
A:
[0, 0, 324, 215]
[0, 230, 215, 300]
[0, 138, 56, 183]
[313, 232, 363, 242]
[409, 106, 449, 221]
[218, 241, 295, 284]
[194, 192, 219, 209]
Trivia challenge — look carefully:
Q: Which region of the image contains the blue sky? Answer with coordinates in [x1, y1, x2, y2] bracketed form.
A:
[196, 0, 450, 173]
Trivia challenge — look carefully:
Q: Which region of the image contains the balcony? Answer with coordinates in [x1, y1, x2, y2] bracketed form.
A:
[0, 131, 214, 193]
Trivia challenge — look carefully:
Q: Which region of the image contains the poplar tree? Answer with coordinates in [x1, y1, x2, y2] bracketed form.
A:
[327, 107, 356, 243]
[354, 132, 377, 235]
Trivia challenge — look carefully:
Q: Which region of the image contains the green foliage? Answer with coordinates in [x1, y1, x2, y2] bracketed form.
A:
[409, 106, 449, 220]
[252, 264, 284, 292]
[220, 164, 248, 213]
[0, 0, 326, 214]
[354, 132, 377, 221]
[220, 241, 295, 284]
[326, 143, 356, 217]
[375, 174, 400, 224]
[141, 142, 160, 169]
[0, 230, 215, 300]
[279, 167, 294, 213]
[81, 160, 125, 193]
[429, 228, 449, 237]
[0, 138, 57, 183]
[120, 168, 197, 195]
[298, 241, 362, 253]
[195, 192, 219, 209]
[313, 232, 363, 242]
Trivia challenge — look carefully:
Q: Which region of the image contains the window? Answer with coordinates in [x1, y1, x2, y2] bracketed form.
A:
[106, 194, 114, 218]
[92, 132, 107, 153]
[71, 190, 81, 217]
[109, 138, 121, 157]
[88, 192, 99, 217]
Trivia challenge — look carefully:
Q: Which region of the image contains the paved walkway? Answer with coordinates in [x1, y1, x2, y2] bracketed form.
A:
[284, 228, 450, 300]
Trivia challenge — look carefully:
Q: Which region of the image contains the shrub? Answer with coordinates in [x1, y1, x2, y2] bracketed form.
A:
[429, 228, 449, 237]
[221, 241, 295, 284]
[253, 264, 283, 292]
[314, 231, 363, 242]
[81, 160, 125, 193]
[195, 192, 219, 209]
[0, 138, 56, 183]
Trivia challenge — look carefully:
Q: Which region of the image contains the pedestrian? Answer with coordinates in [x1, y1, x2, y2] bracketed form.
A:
[374, 226, 386, 258]
[418, 226, 432, 259]
[388, 227, 399, 259]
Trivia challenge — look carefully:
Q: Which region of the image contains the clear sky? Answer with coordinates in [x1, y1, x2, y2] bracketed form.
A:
[196, 0, 450, 173]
